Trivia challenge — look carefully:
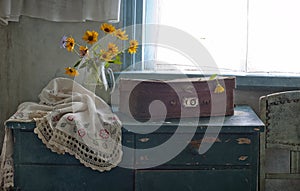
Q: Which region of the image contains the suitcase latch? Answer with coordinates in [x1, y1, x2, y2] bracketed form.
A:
[183, 97, 199, 107]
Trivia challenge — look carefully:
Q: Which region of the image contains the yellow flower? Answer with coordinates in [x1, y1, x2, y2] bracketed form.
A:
[214, 83, 225, 93]
[127, 40, 138, 54]
[79, 46, 88, 57]
[128, 46, 138, 54]
[129, 40, 138, 47]
[61, 24, 139, 78]
[114, 29, 128, 40]
[100, 23, 116, 34]
[82, 30, 98, 44]
[100, 50, 113, 62]
[107, 43, 119, 56]
[65, 67, 79, 77]
[65, 37, 75, 52]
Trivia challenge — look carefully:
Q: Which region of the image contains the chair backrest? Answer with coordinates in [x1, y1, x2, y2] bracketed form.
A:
[259, 90, 300, 191]
[260, 90, 300, 151]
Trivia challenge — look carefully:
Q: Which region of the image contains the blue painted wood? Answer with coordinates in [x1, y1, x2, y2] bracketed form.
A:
[135, 133, 255, 167]
[7, 106, 263, 191]
[15, 130, 133, 165]
[13, 131, 134, 165]
[136, 169, 253, 191]
[14, 130, 80, 165]
[121, 0, 143, 70]
[119, 105, 265, 133]
[11, 128, 134, 191]
[14, 165, 134, 191]
[7, 106, 265, 133]
[6, 121, 36, 130]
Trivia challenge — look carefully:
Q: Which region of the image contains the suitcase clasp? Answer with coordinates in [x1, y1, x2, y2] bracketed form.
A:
[183, 97, 199, 107]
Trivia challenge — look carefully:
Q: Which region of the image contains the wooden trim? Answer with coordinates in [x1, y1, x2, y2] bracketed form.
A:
[266, 173, 300, 179]
[259, 96, 267, 191]
[291, 151, 300, 173]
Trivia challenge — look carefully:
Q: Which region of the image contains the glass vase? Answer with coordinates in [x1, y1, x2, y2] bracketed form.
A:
[83, 60, 115, 105]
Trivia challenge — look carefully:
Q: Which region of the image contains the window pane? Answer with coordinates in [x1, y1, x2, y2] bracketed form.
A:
[153, 0, 248, 73]
[248, 0, 300, 74]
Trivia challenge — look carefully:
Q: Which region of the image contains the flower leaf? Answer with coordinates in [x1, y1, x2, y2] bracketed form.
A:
[73, 59, 82, 68]
[105, 62, 110, 68]
[113, 55, 122, 65]
[209, 74, 218, 80]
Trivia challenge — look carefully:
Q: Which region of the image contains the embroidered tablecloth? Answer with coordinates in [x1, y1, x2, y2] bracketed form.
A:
[0, 77, 122, 190]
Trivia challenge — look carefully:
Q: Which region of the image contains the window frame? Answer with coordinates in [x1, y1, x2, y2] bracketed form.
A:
[120, 0, 300, 90]
[121, 0, 143, 70]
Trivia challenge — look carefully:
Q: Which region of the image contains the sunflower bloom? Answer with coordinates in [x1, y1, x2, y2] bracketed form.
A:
[107, 43, 119, 56]
[100, 50, 113, 62]
[82, 30, 98, 44]
[100, 23, 116, 34]
[128, 46, 138, 54]
[127, 40, 138, 54]
[214, 83, 225, 93]
[61, 23, 139, 77]
[114, 29, 128, 40]
[129, 40, 138, 47]
[65, 37, 75, 52]
[65, 67, 79, 77]
[79, 46, 89, 57]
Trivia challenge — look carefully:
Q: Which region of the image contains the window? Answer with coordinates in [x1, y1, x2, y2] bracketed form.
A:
[142, 0, 300, 75]
[248, 0, 300, 74]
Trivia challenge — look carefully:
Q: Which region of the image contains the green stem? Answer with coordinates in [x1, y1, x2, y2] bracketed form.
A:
[216, 78, 220, 85]
[91, 61, 102, 84]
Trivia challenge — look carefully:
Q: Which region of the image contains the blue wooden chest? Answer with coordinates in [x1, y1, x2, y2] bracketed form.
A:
[6, 106, 264, 191]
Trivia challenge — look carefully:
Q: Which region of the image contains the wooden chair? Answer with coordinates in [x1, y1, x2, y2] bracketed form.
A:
[259, 90, 300, 191]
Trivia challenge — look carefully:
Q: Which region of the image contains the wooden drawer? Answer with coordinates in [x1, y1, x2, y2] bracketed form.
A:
[14, 130, 79, 165]
[135, 169, 253, 191]
[7, 106, 263, 191]
[13, 129, 134, 165]
[135, 133, 256, 167]
[14, 165, 133, 191]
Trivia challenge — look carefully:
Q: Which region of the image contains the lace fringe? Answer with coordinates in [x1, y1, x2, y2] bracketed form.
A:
[34, 117, 123, 172]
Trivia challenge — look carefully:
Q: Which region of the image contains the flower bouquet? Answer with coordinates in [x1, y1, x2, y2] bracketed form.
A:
[60, 23, 138, 93]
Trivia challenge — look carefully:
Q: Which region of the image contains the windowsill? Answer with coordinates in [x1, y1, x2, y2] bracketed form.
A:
[114, 71, 300, 90]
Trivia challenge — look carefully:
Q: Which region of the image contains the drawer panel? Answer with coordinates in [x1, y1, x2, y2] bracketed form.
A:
[135, 133, 256, 167]
[14, 130, 79, 165]
[14, 165, 133, 191]
[135, 169, 253, 191]
[13, 129, 134, 165]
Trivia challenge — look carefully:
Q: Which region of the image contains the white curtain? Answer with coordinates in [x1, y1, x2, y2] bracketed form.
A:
[0, 0, 121, 26]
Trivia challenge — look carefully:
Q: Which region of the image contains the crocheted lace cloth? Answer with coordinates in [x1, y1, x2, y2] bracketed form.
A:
[0, 78, 122, 190]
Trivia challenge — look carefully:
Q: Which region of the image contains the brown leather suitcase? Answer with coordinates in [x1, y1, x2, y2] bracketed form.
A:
[119, 77, 235, 120]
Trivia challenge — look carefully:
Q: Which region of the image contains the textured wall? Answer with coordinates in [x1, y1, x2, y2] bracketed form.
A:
[0, 16, 113, 148]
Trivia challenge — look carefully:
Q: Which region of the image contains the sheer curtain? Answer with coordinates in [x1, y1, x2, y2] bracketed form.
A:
[0, 0, 121, 26]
